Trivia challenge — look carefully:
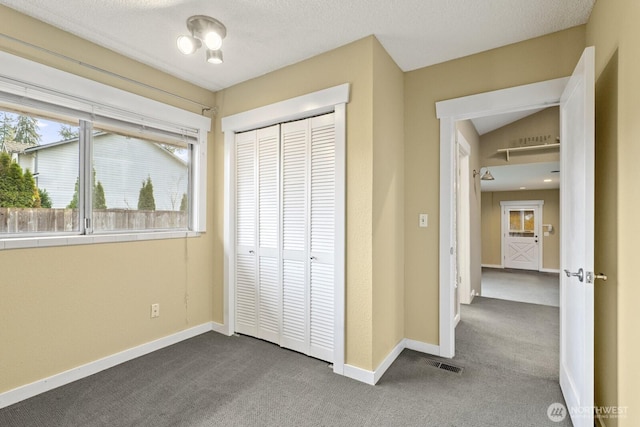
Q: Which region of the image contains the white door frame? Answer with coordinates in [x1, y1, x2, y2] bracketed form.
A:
[222, 84, 349, 375]
[456, 131, 472, 308]
[500, 200, 544, 271]
[435, 77, 569, 357]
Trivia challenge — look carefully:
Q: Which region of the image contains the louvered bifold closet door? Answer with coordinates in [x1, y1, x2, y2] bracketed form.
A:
[235, 130, 258, 337]
[256, 125, 281, 344]
[308, 113, 336, 362]
[280, 119, 310, 355]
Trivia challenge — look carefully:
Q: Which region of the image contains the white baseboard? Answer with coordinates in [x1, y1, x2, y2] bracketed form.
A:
[211, 321, 230, 336]
[540, 268, 561, 274]
[404, 339, 441, 357]
[481, 264, 503, 269]
[0, 322, 214, 409]
[343, 338, 443, 385]
[373, 340, 405, 384]
[343, 364, 375, 385]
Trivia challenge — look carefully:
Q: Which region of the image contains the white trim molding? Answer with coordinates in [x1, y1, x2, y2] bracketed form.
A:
[0, 50, 210, 235]
[435, 77, 569, 359]
[404, 339, 441, 356]
[481, 264, 503, 269]
[540, 268, 561, 274]
[222, 84, 349, 376]
[0, 322, 215, 409]
[344, 338, 441, 385]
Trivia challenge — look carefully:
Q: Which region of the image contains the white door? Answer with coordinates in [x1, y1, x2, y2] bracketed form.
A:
[256, 125, 281, 345]
[234, 125, 281, 343]
[456, 132, 471, 310]
[559, 46, 595, 427]
[280, 119, 310, 355]
[235, 114, 336, 364]
[308, 113, 336, 362]
[280, 114, 336, 362]
[235, 130, 258, 337]
[502, 202, 542, 271]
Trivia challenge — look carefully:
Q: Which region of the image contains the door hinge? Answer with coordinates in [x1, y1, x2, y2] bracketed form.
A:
[84, 217, 91, 229]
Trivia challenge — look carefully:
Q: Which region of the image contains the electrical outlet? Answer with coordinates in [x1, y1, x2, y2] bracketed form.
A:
[151, 303, 160, 318]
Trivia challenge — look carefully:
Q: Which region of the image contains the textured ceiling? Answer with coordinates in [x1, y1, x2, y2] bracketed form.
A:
[481, 161, 560, 192]
[2, 0, 594, 91]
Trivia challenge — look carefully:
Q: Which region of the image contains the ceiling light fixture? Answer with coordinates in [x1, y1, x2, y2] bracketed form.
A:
[177, 15, 226, 64]
[473, 168, 495, 181]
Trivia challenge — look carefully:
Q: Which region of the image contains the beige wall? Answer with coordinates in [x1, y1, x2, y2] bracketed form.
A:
[215, 37, 378, 370]
[481, 190, 560, 271]
[480, 107, 559, 167]
[0, 6, 216, 393]
[371, 40, 405, 368]
[587, 0, 640, 425]
[2, 2, 635, 416]
[456, 120, 482, 297]
[404, 26, 586, 344]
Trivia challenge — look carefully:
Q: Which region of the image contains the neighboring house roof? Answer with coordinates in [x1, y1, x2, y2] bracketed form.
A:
[23, 132, 187, 166]
[3, 141, 37, 154]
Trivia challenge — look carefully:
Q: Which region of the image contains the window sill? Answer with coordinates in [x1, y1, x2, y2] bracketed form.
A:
[0, 230, 202, 251]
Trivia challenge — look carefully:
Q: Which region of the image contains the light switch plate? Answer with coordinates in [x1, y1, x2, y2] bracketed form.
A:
[419, 213, 428, 228]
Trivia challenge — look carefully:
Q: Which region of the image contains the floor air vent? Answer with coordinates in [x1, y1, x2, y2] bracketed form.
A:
[424, 358, 464, 374]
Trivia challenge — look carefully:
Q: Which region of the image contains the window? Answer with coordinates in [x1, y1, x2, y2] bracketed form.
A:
[0, 50, 210, 248]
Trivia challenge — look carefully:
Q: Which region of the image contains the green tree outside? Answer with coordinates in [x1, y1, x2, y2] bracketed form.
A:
[67, 169, 108, 209]
[137, 176, 156, 211]
[0, 113, 15, 152]
[13, 115, 41, 147]
[179, 193, 188, 212]
[59, 125, 79, 141]
[0, 152, 41, 208]
[39, 188, 53, 208]
[94, 181, 107, 209]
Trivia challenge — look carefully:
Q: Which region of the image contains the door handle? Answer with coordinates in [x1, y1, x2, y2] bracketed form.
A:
[564, 268, 584, 282]
[310, 256, 317, 261]
[586, 271, 608, 283]
[249, 250, 255, 254]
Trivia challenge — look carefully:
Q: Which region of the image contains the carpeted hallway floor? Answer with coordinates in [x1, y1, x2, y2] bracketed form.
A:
[0, 297, 570, 426]
[481, 268, 560, 307]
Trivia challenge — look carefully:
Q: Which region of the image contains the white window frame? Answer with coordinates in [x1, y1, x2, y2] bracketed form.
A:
[0, 51, 210, 250]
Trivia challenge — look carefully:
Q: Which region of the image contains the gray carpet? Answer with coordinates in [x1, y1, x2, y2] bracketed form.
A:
[481, 268, 560, 307]
[0, 297, 570, 426]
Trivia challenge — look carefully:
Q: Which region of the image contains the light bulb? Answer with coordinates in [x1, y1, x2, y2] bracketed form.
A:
[203, 31, 223, 50]
[206, 49, 223, 64]
[177, 35, 200, 55]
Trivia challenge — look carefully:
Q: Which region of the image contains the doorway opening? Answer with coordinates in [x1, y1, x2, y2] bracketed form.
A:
[437, 46, 596, 427]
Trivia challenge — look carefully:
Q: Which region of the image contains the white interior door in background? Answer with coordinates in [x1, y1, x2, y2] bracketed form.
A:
[559, 46, 596, 427]
[455, 131, 472, 313]
[501, 201, 543, 271]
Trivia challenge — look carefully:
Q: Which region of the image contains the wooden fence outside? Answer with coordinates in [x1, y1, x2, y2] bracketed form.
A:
[0, 208, 187, 233]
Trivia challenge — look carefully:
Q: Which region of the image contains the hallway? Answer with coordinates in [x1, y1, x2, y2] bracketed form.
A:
[480, 267, 560, 307]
